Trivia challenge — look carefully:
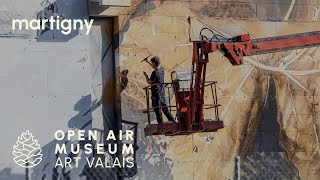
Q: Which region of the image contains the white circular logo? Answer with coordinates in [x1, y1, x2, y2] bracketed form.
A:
[12, 130, 43, 168]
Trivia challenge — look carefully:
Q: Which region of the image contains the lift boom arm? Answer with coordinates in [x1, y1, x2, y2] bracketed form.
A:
[202, 31, 320, 65]
[189, 31, 320, 128]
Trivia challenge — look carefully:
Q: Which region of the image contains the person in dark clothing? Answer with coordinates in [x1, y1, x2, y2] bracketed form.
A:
[143, 56, 175, 124]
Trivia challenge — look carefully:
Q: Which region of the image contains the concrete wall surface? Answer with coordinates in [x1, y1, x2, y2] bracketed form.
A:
[94, 0, 320, 179]
[0, 0, 320, 180]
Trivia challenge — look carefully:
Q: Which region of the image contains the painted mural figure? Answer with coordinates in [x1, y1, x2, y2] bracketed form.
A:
[143, 57, 176, 124]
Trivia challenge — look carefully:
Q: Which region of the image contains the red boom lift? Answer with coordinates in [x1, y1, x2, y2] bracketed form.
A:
[143, 30, 320, 136]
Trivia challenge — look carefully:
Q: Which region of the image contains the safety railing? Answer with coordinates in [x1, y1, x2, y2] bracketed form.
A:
[143, 80, 220, 125]
[204, 81, 220, 121]
[143, 83, 177, 125]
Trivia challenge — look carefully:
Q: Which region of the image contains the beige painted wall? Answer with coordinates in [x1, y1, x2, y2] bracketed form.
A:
[91, 0, 320, 179]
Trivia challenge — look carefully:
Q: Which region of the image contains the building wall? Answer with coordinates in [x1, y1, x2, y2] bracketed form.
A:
[0, 0, 93, 179]
[0, 0, 319, 179]
[91, 0, 320, 179]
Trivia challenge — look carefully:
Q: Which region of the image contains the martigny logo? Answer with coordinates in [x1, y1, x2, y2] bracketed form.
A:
[12, 130, 43, 168]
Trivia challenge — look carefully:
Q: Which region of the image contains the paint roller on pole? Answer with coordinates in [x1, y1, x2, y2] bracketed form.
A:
[141, 54, 152, 63]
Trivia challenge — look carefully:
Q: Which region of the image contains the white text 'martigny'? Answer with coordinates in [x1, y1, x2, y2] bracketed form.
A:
[12, 16, 94, 35]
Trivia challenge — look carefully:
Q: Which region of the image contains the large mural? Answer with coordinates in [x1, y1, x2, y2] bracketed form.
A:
[106, 0, 320, 179]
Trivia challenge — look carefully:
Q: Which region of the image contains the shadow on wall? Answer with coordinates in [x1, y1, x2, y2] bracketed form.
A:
[0, 168, 25, 180]
[36, 0, 88, 42]
[30, 95, 99, 180]
[27, 92, 138, 179]
[68, 95, 100, 129]
[240, 77, 300, 179]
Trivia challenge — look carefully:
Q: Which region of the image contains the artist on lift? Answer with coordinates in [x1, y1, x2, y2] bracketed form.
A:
[142, 56, 176, 124]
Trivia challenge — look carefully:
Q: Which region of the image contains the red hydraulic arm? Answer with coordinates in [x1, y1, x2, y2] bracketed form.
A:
[188, 31, 320, 131]
[202, 31, 320, 65]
